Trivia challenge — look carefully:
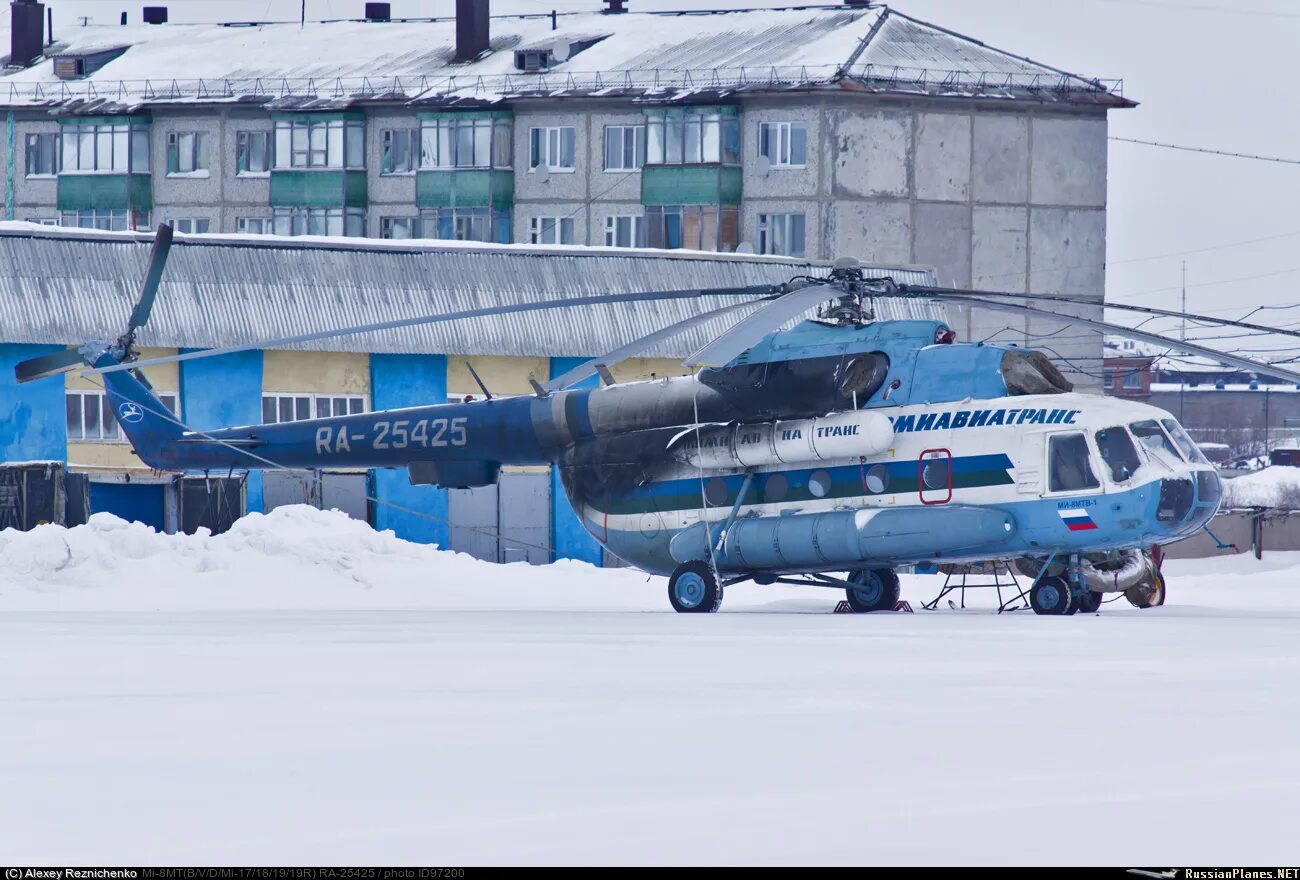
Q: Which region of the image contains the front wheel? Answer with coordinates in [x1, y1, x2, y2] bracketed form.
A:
[845, 568, 901, 612]
[1030, 576, 1074, 615]
[1075, 589, 1103, 614]
[668, 561, 722, 613]
[1125, 570, 1166, 609]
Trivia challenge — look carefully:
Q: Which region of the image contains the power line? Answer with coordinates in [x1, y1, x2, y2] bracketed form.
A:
[1110, 136, 1300, 166]
[1094, 0, 1300, 19]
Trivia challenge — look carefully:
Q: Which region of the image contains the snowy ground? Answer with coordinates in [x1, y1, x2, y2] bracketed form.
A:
[2, 508, 1299, 865]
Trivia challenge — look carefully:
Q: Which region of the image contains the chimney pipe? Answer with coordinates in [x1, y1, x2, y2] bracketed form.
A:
[454, 0, 489, 62]
[10, 1, 46, 68]
[603, 0, 627, 13]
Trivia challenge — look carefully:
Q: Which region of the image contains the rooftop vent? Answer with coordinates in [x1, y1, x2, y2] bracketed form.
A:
[455, 0, 489, 63]
[364, 2, 390, 22]
[52, 43, 128, 79]
[9, 0, 46, 69]
[513, 34, 608, 72]
[603, 0, 627, 13]
[142, 5, 167, 25]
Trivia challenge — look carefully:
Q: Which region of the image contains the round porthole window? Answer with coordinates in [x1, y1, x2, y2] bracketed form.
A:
[865, 464, 890, 494]
[704, 476, 729, 506]
[808, 469, 832, 499]
[922, 458, 949, 491]
[764, 473, 788, 503]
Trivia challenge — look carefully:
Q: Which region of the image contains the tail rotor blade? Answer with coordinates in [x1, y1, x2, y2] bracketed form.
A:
[13, 347, 85, 383]
[127, 224, 174, 334]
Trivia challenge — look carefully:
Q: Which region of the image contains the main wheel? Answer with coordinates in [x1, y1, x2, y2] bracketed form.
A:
[668, 561, 722, 613]
[1124, 570, 1166, 609]
[1030, 575, 1074, 615]
[844, 567, 901, 613]
[1075, 589, 1103, 614]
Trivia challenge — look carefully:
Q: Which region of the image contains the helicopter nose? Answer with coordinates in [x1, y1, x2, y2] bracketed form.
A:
[1154, 469, 1221, 539]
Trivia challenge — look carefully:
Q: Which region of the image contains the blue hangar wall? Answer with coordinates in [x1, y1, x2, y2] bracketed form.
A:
[179, 349, 266, 514]
[0, 344, 67, 463]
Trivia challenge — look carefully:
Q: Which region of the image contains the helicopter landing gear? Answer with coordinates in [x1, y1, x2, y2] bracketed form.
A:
[1075, 589, 1103, 614]
[844, 567, 901, 613]
[1124, 570, 1166, 609]
[1029, 575, 1074, 615]
[668, 561, 723, 613]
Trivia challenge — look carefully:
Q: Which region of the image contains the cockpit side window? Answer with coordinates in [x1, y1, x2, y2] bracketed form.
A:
[1130, 420, 1181, 459]
[1048, 433, 1101, 493]
[1161, 419, 1209, 464]
[1095, 427, 1141, 483]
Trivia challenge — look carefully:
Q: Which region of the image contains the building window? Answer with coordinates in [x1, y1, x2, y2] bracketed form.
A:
[644, 205, 739, 252]
[60, 122, 149, 173]
[168, 218, 210, 234]
[757, 212, 806, 257]
[24, 133, 59, 177]
[417, 207, 509, 243]
[236, 131, 271, 175]
[757, 121, 807, 168]
[67, 390, 178, 442]
[25, 217, 59, 226]
[645, 110, 741, 166]
[59, 209, 150, 231]
[380, 216, 422, 239]
[1122, 370, 1144, 390]
[529, 216, 575, 245]
[603, 125, 645, 171]
[166, 131, 210, 176]
[236, 217, 270, 235]
[271, 207, 365, 237]
[603, 213, 644, 248]
[528, 126, 576, 171]
[381, 129, 418, 174]
[273, 118, 365, 170]
[419, 117, 512, 169]
[262, 393, 366, 424]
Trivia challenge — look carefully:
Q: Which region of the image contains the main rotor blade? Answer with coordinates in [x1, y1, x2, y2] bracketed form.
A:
[13, 347, 85, 384]
[924, 293, 1300, 385]
[127, 224, 174, 334]
[87, 284, 783, 376]
[544, 299, 767, 392]
[684, 281, 828, 368]
[905, 285, 1300, 341]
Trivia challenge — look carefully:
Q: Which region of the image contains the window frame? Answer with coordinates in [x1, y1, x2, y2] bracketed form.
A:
[166, 130, 210, 176]
[273, 118, 365, 170]
[417, 206, 510, 244]
[271, 207, 366, 238]
[529, 215, 576, 245]
[59, 121, 150, 175]
[235, 130, 272, 176]
[24, 132, 59, 177]
[757, 121, 808, 169]
[603, 124, 645, 172]
[419, 117, 512, 170]
[66, 389, 178, 443]
[167, 218, 211, 235]
[644, 110, 741, 166]
[58, 209, 151, 232]
[603, 213, 645, 248]
[261, 392, 367, 424]
[757, 212, 807, 258]
[381, 129, 419, 175]
[528, 125, 577, 172]
[235, 216, 270, 235]
[1046, 431, 1102, 495]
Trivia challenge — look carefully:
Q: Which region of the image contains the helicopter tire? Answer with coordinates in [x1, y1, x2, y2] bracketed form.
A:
[1075, 588, 1103, 614]
[844, 567, 901, 613]
[668, 561, 723, 613]
[1030, 576, 1074, 616]
[1124, 570, 1167, 609]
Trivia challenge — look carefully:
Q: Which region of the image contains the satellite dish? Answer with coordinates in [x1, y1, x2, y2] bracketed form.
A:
[551, 40, 571, 62]
[735, 241, 755, 255]
[754, 154, 772, 177]
[536, 163, 551, 184]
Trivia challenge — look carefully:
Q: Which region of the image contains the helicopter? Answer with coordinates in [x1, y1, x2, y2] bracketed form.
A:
[16, 224, 1300, 616]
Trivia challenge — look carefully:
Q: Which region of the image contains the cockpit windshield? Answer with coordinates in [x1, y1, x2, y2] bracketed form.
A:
[1130, 420, 1181, 459]
[1095, 426, 1141, 483]
[1161, 419, 1209, 464]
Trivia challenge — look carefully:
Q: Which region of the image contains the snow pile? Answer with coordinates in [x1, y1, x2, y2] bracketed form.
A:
[1222, 466, 1300, 509]
[0, 505, 659, 612]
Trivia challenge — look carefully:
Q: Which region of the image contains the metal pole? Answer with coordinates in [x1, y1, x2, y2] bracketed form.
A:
[1181, 260, 1187, 342]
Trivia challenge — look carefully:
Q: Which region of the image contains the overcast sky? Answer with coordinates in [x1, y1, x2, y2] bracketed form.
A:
[35, 0, 1300, 345]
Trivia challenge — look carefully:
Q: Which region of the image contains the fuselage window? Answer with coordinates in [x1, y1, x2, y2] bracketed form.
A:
[1048, 433, 1101, 493]
[764, 472, 789, 503]
[704, 476, 729, 506]
[864, 464, 890, 494]
[1160, 419, 1209, 464]
[808, 469, 832, 499]
[1095, 427, 1141, 483]
[1130, 420, 1181, 459]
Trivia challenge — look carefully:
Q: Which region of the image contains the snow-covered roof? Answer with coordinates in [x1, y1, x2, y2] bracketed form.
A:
[0, 5, 1131, 111]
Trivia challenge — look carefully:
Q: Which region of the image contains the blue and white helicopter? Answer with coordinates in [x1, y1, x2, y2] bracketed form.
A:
[18, 226, 1300, 615]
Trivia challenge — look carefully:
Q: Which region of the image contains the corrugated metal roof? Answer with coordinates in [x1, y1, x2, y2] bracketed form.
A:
[0, 6, 1130, 109]
[0, 225, 942, 359]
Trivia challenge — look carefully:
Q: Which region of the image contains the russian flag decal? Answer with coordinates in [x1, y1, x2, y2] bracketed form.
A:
[1058, 507, 1099, 531]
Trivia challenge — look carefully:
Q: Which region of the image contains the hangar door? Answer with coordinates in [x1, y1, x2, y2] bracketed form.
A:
[263, 470, 370, 523]
[447, 470, 550, 564]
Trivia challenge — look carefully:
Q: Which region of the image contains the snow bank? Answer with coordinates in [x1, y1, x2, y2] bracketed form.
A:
[1223, 466, 1300, 509]
[0, 505, 660, 612]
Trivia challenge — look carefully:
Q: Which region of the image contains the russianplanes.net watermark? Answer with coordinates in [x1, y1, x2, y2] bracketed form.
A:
[1184, 872, 1300, 879]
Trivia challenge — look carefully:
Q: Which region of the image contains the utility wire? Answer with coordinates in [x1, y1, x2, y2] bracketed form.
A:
[1110, 136, 1300, 166]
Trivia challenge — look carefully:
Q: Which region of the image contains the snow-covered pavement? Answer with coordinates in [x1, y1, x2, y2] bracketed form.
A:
[2, 508, 1298, 865]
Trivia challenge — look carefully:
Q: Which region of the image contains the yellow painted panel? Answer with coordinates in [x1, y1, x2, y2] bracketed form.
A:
[263, 350, 370, 395]
[65, 347, 179, 391]
[609, 357, 694, 383]
[447, 355, 549, 398]
[67, 443, 148, 470]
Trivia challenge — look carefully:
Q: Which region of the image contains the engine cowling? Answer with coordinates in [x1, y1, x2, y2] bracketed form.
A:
[672, 410, 894, 471]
